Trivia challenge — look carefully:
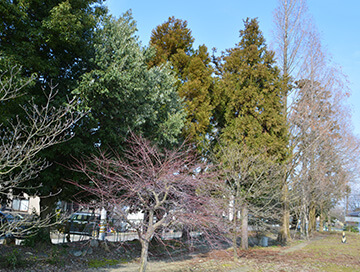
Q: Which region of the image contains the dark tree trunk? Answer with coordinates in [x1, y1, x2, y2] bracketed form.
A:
[38, 196, 57, 244]
[278, 183, 290, 244]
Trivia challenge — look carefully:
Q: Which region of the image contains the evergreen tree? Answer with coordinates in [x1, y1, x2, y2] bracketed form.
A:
[149, 17, 216, 149]
[0, 0, 106, 230]
[0, 0, 106, 177]
[74, 13, 185, 149]
[0, 0, 105, 86]
[217, 18, 288, 251]
[0, 1, 106, 241]
[0, 0, 106, 143]
[33, 12, 185, 204]
[148, 16, 194, 68]
[1, 5, 184, 240]
[220, 18, 287, 158]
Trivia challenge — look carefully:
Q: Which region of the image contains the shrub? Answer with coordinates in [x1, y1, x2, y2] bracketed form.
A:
[0, 249, 27, 269]
[344, 225, 359, 233]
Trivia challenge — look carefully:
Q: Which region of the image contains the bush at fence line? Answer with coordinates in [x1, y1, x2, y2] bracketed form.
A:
[21, 229, 49, 247]
[344, 225, 359, 233]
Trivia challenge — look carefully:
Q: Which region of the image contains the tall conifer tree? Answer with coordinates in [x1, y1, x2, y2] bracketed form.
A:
[220, 18, 287, 158]
[218, 18, 288, 251]
[149, 17, 216, 150]
[21, 11, 184, 238]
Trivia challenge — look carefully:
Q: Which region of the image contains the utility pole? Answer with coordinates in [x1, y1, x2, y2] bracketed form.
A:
[99, 208, 107, 241]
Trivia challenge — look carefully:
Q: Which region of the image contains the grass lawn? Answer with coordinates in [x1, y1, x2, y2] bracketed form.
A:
[285, 232, 360, 272]
[237, 232, 360, 272]
[141, 232, 360, 272]
[2, 231, 359, 271]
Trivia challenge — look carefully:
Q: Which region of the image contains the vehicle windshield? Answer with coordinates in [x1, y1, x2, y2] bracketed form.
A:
[70, 213, 98, 222]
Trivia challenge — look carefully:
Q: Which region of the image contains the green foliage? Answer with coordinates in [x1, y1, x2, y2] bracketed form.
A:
[214, 19, 287, 232]
[0, 0, 106, 82]
[1, 0, 107, 202]
[74, 12, 185, 149]
[218, 18, 288, 161]
[0, 249, 27, 270]
[149, 16, 194, 67]
[0, 63, 36, 128]
[344, 225, 359, 233]
[150, 17, 217, 150]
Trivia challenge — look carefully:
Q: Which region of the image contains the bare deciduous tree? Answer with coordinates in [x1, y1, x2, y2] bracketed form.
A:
[273, 0, 358, 242]
[273, 0, 311, 83]
[1, 67, 82, 193]
[215, 142, 282, 259]
[288, 29, 357, 238]
[0, 66, 83, 238]
[347, 192, 360, 212]
[272, 0, 313, 243]
[68, 132, 225, 272]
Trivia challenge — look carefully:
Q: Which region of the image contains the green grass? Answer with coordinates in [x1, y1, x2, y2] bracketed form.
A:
[88, 258, 127, 268]
[320, 264, 357, 272]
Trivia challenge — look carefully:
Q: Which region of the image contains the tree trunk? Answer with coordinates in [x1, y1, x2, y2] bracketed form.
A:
[181, 225, 191, 242]
[139, 239, 149, 272]
[139, 210, 156, 272]
[304, 209, 309, 240]
[319, 209, 323, 233]
[278, 183, 290, 244]
[327, 212, 332, 232]
[308, 205, 316, 235]
[232, 205, 238, 260]
[143, 211, 149, 233]
[38, 196, 57, 244]
[241, 204, 248, 250]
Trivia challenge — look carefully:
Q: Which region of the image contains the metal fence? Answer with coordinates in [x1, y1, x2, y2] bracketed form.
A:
[50, 217, 186, 244]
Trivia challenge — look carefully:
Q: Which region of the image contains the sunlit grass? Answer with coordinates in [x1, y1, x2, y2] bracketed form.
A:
[280, 232, 360, 271]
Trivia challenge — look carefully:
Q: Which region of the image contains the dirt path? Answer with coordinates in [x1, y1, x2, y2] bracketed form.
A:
[280, 235, 325, 254]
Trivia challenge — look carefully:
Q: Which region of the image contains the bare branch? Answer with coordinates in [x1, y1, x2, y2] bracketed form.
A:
[0, 65, 84, 197]
[67, 132, 226, 271]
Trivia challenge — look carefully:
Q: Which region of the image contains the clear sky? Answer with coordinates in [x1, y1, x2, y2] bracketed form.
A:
[105, 0, 360, 136]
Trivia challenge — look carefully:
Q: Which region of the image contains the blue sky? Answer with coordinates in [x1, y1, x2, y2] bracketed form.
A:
[105, 0, 360, 136]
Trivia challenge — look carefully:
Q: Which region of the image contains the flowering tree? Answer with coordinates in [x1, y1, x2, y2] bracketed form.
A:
[68, 133, 224, 272]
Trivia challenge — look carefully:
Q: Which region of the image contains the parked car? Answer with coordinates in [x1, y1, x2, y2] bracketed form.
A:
[60, 212, 100, 236]
[0, 211, 34, 238]
[0, 211, 14, 232]
[59, 211, 130, 237]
